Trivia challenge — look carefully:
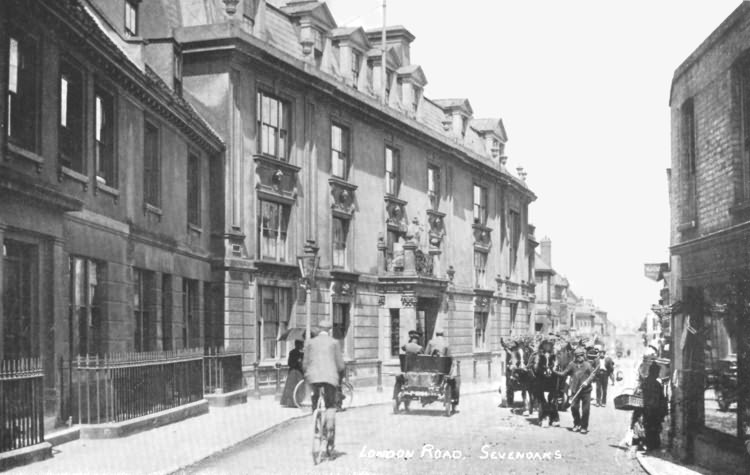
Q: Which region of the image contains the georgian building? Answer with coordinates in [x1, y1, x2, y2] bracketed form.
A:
[153, 0, 537, 371]
[0, 0, 223, 427]
[668, 3, 750, 469]
[0, 0, 539, 429]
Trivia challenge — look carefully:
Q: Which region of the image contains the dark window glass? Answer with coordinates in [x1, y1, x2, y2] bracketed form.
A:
[7, 31, 39, 151]
[385, 146, 400, 195]
[258, 200, 290, 261]
[331, 124, 350, 179]
[125, 0, 138, 36]
[143, 121, 160, 206]
[187, 152, 201, 226]
[182, 278, 200, 349]
[258, 286, 291, 360]
[59, 60, 84, 172]
[3, 241, 36, 359]
[390, 308, 400, 357]
[95, 88, 115, 186]
[333, 217, 348, 268]
[257, 92, 290, 161]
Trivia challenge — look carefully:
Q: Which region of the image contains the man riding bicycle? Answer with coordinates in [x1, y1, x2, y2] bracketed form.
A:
[303, 319, 345, 453]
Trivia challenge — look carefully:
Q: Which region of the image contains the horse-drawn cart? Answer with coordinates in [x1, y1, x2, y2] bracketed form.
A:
[393, 354, 457, 416]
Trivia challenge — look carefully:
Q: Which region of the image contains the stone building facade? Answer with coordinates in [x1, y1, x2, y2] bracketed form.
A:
[0, 0, 223, 426]
[0, 0, 538, 429]
[533, 237, 573, 334]
[154, 0, 538, 373]
[668, 2, 750, 470]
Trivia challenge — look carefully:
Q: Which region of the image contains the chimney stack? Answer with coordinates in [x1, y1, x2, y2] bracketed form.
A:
[541, 236, 551, 267]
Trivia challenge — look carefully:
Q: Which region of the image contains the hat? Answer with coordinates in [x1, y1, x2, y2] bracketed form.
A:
[435, 328, 445, 336]
[408, 330, 422, 339]
[318, 319, 333, 330]
[574, 348, 586, 356]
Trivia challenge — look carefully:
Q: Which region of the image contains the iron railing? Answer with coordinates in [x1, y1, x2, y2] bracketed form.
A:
[204, 348, 244, 394]
[0, 358, 44, 453]
[73, 349, 203, 424]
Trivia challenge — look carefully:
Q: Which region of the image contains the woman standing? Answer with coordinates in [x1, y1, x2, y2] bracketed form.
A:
[280, 340, 305, 407]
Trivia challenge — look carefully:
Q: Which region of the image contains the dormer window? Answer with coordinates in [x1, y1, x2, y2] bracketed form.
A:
[412, 86, 422, 115]
[125, 0, 138, 37]
[385, 71, 393, 99]
[491, 139, 500, 159]
[312, 29, 324, 53]
[351, 51, 362, 89]
[461, 116, 469, 138]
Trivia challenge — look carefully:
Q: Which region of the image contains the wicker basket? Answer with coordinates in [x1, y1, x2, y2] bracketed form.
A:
[614, 390, 643, 411]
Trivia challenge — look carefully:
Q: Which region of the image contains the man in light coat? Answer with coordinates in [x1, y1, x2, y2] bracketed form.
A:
[303, 319, 345, 451]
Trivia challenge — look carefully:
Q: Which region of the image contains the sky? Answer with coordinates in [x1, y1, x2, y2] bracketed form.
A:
[323, 0, 744, 332]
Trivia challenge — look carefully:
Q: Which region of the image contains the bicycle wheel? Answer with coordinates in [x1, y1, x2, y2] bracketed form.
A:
[341, 381, 354, 408]
[312, 408, 326, 465]
[294, 380, 310, 409]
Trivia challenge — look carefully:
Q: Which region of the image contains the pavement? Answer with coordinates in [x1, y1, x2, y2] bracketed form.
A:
[636, 451, 713, 475]
[5, 379, 499, 475]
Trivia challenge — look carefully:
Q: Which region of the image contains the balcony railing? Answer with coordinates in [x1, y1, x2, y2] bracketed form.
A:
[0, 358, 44, 453]
[73, 349, 203, 424]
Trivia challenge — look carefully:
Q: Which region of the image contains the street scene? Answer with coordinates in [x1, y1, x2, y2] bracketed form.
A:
[0, 0, 749, 474]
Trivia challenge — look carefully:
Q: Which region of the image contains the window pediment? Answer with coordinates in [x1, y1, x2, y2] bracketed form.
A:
[397, 65, 427, 87]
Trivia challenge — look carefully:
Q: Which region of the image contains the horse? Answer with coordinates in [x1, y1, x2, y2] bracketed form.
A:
[527, 339, 576, 426]
[503, 342, 534, 415]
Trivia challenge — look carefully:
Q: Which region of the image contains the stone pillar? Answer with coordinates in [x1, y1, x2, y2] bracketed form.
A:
[430, 250, 441, 277]
[403, 241, 417, 275]
[377, 237, 387, 273]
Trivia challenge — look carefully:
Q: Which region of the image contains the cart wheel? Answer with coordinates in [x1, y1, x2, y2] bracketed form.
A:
[444, 385, 453, 417]
[717, 392, 730, 412]
[393, 396, 400, 414]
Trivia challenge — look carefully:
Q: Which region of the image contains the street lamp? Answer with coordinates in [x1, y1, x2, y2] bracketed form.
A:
[297, 239, 320, 340]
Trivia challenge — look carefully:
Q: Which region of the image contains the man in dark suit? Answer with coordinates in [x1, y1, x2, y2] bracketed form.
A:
[303, 319, 345, 452]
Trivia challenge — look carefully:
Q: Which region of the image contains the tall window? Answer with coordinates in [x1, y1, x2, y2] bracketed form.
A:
[187, 151, 201, 227]
[258, 200, 290, 261]
[682, 99, 697, 221]
[385, 70, 393, 99]
[331, 124, 350, 179]
[473, 184, 488, 225]
[390, 308, 400, 357]
[258, 286, 291, 360]
[474, 251, 488, 289]
[257, 91, 290, 161]
[59, 60, 84, 172]
[161, 274, 172, 351]
[333, 303, 350, 356]
[385, 146, 400, 195]
[427, 165, 440, 208]
[134, 269, 156, 352]
[510, 302, 518, 332]
[6, 31, 38, 152]
[95, 87, 115, 186]
[3, 241, 36, 359]
[332, 217, 348, 268]
[125, 0, 138, 36]
[351, 50, 362, 88]
[71, 257, 104, 357]
[143, 121, 160, 207]
[182, 278, 200, 349]
[509, 210, 521, 274]
[474, 311, 488, 351]
[412, 87, 421, 114]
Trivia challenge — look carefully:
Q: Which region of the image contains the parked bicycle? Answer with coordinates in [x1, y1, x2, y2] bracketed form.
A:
[294, 370, 353, 410]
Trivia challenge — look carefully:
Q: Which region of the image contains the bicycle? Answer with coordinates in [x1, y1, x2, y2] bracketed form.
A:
[294, 373, 353, 410]
[311, 385, 333, 465]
